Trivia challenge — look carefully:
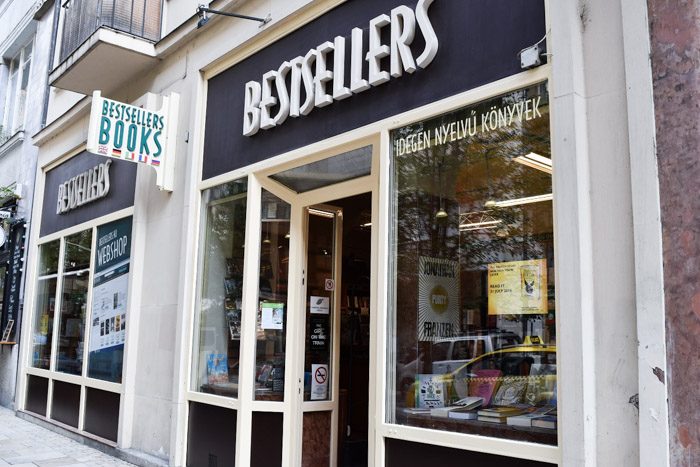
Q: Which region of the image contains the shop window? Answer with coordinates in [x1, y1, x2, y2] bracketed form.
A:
[56, 229, 92, 375]
[31, 240, 60, 369]
[389, 83, 557, 445]
[192, 179, 248, 398]
[30, 218, 132, 382]
[254, 190, 290, 401]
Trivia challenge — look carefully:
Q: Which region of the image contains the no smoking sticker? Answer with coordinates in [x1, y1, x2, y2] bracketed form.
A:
[325, 278, 335, 291]
[310, 364, 329, 400]
[314, 366, 327, 384]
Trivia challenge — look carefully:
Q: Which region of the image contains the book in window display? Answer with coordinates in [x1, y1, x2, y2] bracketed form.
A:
[415, 374, 445, 409]
[207, 353, 228, 384]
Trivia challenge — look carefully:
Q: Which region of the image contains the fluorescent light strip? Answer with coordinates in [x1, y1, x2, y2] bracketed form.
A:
[458, 219, 502, 230]
[493, 193, 553, 208]
[513, 152, 552, 174]
[308, 208, 335, 218]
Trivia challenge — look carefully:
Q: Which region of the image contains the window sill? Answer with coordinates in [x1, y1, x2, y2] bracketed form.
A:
[0, 130, 25, 157]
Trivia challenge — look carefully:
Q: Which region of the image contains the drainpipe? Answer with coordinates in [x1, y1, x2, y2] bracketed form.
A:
[40, 0, 61, 128]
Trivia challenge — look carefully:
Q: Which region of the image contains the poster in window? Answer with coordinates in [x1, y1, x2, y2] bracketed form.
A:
[487, 259, 547, 315]
[87, 217, 132, 382]
[418, 257, 459, 342]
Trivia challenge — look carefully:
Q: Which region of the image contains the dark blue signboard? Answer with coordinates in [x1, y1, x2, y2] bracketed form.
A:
[87, 216, 132, 383]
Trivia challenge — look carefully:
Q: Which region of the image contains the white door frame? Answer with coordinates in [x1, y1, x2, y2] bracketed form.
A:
[256, 136, 380, 467]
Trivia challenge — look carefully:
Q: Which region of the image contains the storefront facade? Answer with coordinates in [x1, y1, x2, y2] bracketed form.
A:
[15, 0, 671, 466]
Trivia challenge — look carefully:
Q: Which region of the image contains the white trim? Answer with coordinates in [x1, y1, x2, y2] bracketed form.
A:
[17, 141, 138, 445]
[620, 0, 670, 464]
[379, 424, 560, 464]
[185, 66, 558, 465]
[170, 70, 210, 467]
[37, 207, 134, 243]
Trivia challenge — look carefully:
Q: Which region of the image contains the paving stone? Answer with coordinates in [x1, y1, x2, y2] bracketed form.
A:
[0, 407, 133, 467]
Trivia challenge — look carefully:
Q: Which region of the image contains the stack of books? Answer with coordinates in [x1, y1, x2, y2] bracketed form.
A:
[429, 397, 484, 419]
[532, 414, 557, 429]
[506, 405, 556, 427]
[477, 406, 526, 423]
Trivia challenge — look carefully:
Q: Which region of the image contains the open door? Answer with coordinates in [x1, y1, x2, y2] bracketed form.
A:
[299, 204, 343, 467]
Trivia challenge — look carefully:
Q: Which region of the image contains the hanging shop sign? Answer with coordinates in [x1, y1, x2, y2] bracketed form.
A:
[487, 258, 548, 315]
[243, 0, 438, 136]
[418, 256, 459, 341]
[86, 91, 180, 191]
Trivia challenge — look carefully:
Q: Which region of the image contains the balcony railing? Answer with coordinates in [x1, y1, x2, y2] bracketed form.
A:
[59, 0, 162, 62]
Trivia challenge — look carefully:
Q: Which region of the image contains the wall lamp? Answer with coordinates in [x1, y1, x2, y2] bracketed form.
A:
[197, 5, 271, 29]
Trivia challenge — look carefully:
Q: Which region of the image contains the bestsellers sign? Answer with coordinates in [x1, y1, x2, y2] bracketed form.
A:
[86, 91, 179, 191]
[243, 0, 438, 136]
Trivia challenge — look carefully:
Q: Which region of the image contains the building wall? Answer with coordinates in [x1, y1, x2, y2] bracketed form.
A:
[0, 0, 54, 409]
[28, 1, 312, 463]
[647, 1, 700, 465]
[18, 0, 676, 465]
[550, 0, 643, 465]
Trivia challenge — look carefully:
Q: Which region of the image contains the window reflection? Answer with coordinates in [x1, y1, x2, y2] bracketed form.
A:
[255, 190, 290, 401]
[192, 179, 248, 398]
[57, 230, 92, 375]
[390, 83, 557, 445]
[32, 240, 60, 369]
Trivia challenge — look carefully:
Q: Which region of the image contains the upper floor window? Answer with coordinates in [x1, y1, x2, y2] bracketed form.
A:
[2, 38, 33, 141]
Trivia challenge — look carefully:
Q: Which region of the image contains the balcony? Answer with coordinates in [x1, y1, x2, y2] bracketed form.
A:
[49, 0, 162, 95]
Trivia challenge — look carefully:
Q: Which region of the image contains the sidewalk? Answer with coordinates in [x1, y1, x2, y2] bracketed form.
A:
[0, 406, 135, 467]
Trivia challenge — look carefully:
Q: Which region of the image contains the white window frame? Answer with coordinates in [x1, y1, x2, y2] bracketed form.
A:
[18, 149, 137, 447]
[180, 57, 557, 467]
[2, 37, 33, 139]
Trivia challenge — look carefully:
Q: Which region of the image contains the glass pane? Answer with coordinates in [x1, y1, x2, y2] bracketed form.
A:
[254, 190, 290, 401]
[37, 240, 60, 276]
[56, 230, 92, 375]
[63, 229, 92, 273]
[303, 208, 336, 401]
[16, 49, 31, 130]
[4, 62, 18, 132]
[31, 278, 57, 369]
[269, 146, 372, 193]
[389, 83, 557, 445]
[192, 179, 248, 398]
[88, 217, 133, 383]
[31, 241, 61, 368]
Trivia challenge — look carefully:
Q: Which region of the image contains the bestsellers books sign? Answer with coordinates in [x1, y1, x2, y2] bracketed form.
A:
[86, 91, 179, 191]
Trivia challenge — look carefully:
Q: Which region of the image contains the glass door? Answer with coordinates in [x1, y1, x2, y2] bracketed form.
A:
[299, 204, 343, 466]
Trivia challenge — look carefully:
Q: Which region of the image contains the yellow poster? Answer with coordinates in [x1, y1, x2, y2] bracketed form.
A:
[488, 259, 547, 315]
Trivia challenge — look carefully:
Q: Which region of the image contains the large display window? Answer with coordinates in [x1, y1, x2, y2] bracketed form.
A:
[191, 178, 248, 398]
[388, 82, 557, 445]
[29, 218, 133, 381]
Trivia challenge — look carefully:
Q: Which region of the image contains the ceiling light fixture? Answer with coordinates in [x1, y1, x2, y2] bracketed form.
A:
[492, 193, 553, 208]
[308, 208, 335, 218]
[459, 219, 502, 231]
[513, 152, 552, 174]
[197, 4, 271, 29]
